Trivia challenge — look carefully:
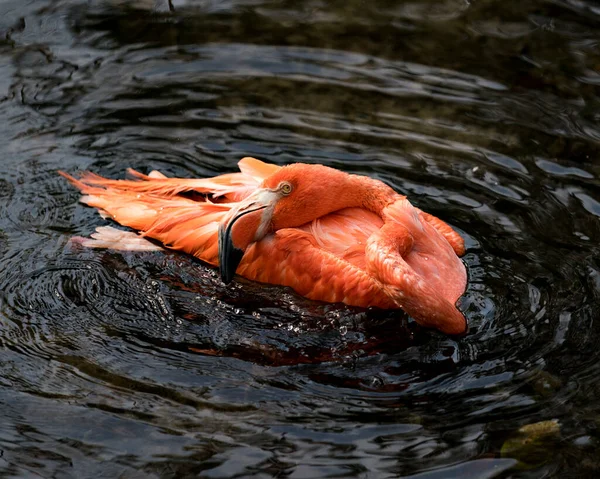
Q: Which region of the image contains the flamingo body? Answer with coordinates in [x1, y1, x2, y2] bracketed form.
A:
[61, 157, 468, 335]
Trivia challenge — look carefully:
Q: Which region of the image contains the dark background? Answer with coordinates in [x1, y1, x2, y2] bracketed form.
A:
[0, 0, 599, 477]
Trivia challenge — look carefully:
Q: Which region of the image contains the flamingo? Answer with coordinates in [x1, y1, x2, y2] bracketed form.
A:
[60, 157, 468, 335]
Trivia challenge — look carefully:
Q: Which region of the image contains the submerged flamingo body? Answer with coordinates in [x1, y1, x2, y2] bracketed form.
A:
[61, 157, 468, 335]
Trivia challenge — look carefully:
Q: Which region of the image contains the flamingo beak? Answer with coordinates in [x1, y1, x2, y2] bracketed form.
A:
[218, 189, 279, 284]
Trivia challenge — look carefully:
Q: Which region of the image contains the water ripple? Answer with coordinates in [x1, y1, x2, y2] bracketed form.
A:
[0, 0, 598, 477]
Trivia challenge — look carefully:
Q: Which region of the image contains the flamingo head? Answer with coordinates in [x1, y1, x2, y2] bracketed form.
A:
[218, 163, 359, 283]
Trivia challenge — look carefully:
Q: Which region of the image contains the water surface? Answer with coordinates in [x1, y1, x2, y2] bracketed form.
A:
[0, 0, 599, 477]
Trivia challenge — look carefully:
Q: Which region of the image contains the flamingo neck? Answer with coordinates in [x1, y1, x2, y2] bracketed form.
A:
[345, 174, 397, 215]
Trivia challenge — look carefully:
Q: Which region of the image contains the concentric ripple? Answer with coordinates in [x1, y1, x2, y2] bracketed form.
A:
[0, 0, 599, 477]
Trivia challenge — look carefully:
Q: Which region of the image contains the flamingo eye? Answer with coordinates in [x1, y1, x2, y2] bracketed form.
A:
[280, 182, 293, 195]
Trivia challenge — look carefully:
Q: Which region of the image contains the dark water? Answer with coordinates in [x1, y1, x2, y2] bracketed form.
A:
[0, 0, 599, 477]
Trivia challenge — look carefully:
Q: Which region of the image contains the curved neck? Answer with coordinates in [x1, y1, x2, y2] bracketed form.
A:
[343, 174, 397, 216]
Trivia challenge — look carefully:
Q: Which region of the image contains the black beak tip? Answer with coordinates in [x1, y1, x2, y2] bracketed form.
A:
[220, 246, 244, 284]
[218, 222, 246, 285]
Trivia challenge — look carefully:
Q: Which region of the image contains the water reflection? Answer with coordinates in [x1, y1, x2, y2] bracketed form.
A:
[0, 0, 599, 476]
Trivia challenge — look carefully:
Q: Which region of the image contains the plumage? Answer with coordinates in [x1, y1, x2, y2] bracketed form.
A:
[60, 157, 468, 335]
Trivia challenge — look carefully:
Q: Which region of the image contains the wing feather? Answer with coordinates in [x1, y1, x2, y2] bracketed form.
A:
[237, 229, 396, 308]
[301, 207, 382, 270]
[60, 171, 231, 265]
[237, 157, 281, 181]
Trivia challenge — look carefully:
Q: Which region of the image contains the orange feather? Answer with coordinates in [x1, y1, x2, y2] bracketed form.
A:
[60, 157, 468, 335]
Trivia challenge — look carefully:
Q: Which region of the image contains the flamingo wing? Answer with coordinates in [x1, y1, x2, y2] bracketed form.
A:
[253, 202, 466, 309]
[237, 203, 465, 309]
[301, 207, 382, 271]
[237, 227, 397, 309]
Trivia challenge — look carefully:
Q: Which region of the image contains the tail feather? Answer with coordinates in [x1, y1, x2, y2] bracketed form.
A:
[73, 226, 164, 252]
[60, 170, 233, 265]
[63, 169, 253, 199]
